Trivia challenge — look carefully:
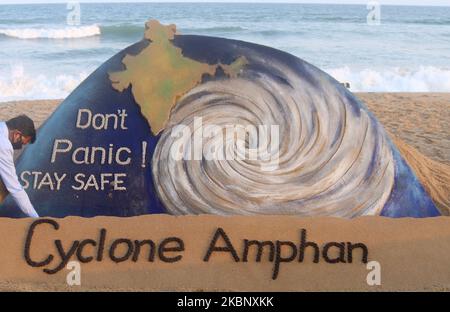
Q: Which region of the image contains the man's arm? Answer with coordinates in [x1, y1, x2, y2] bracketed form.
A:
[0, 148, 39, 218]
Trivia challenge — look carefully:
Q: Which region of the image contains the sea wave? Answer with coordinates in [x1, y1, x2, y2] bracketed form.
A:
[327, 66, 450, 92]
[400, 18, 450, 26]
[0, 64, 89, 101]
[100, 24, 143, 37]
[1, 64, 450, 102]
[182, 26, 247, 33]
[0, 24, 101, 39]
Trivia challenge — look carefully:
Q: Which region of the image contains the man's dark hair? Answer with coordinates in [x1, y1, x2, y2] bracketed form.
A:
[6, 115, 36, 144]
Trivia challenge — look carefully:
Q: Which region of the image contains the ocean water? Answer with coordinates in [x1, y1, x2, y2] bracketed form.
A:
[0, 2, 449, 101]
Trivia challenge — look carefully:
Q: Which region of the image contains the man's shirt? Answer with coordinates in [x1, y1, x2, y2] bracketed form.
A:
[0, 122, 38, 218]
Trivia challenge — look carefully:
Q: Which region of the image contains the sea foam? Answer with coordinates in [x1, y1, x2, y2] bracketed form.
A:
[0, 24, 101, 39]
[1, 64, 450, 102]
[327, 66, 450, 92]
[0, 64, 89, 101]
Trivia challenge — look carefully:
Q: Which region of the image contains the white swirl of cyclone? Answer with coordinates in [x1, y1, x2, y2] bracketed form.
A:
[152, 60, 395, 217]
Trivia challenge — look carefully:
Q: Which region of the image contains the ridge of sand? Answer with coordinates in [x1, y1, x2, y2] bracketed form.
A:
[393, 137, 450, 215]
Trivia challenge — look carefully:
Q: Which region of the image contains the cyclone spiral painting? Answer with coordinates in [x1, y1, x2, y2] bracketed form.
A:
[0, 20, 441, 218]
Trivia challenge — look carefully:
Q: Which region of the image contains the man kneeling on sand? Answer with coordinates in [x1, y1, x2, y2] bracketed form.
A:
[0, 115, 39, 218]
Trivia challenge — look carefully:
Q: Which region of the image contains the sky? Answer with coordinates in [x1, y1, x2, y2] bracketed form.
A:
[0, 0, 449, 7]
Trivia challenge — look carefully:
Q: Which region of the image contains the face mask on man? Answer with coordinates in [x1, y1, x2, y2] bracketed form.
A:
[12, 141, 23, 150]
[12, 132, 24, 150]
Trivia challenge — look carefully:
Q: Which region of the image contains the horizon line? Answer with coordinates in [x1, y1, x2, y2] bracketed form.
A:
[1, 1, 450, 8]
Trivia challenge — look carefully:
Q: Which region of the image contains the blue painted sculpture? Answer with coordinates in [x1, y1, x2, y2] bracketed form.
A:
[0, 20, 440, 218]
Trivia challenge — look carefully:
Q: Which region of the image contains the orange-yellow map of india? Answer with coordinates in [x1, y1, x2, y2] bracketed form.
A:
[109, 19, 248, 135]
